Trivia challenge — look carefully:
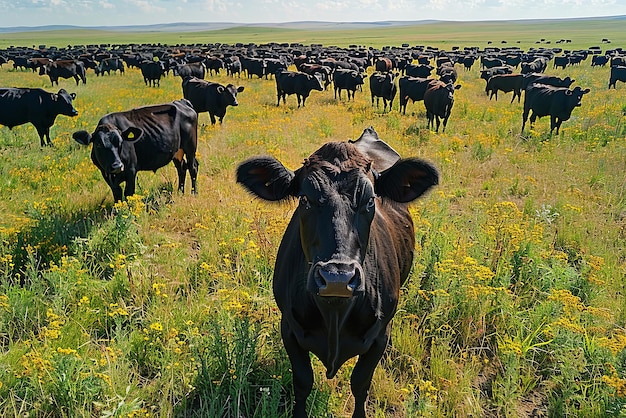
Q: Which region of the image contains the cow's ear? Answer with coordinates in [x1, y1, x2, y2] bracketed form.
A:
[217, 86, 225, 94]
[73, 130, 92, 146]
[237, 86, 245, 92]
[375, 158, 439, 203]
[583, 88, 591, 94]
[70, 93, 77, 100]
[237, 156, 295, 201]
[122, 127, 143, 142]
[454, 84, 462, 90]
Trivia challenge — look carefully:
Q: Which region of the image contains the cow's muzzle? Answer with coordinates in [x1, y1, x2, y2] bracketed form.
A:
[110, 162, 124, 174]
[313, 261, 360, 298]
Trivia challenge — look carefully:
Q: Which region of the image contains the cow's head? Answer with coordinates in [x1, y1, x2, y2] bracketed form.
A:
[54, 89, 79, 117]
[73, 124, 143, 174]
[220, 84, 245, 106]
[309, 74, 325, 91]
[566, 86, 591, 107]
[237, 127, 438, 299]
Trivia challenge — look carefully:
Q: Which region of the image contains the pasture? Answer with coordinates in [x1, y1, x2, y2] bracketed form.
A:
[1, 19, 626, 417]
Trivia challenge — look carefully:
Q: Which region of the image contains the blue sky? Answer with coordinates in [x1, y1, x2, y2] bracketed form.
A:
[1, 0, 625, 28]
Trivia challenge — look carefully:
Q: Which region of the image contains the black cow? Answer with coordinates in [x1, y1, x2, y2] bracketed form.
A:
[225, 56, 242, 77]
[369, 72, 397, 112]
[522, 84, 590, 135]
[480, 65, 514, 81]
[424, 81, 462, 133]
[333, 69, 367, 100]
[553, 56, 569, 69]
[485, 73, 524, 103]
[0, 88, 78, 147]
[275, 70, 323, 107]
[175, 62, 206, 80]
[521, 58, 548, 74]
[205, 57, 224, 76]
[236, 126, 438, 418]
[591, 55, 609, 67]
[405, 64, 433, 78]
[140, 61, 166, 87]
[182, 76, 244, 124]
[609, 66, 626, 89]
[398, 76, 438, 115]
[40, 60, 87, 86]
[95, 57, 124, 76]
[72, 99, 198, 202]
[242, 57, 266, 79]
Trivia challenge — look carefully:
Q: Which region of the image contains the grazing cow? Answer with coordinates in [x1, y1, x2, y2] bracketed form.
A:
[553, 56, 570, 69]
[405, 64, 433, 78]
[424, 81, 461, 133]
[333, 69, 367, 100]
[521, 57, 548, 74]
[461, 55, 477, 70]
[205, 57, 224, 76]
[182, 76, 244, 124]
[591, 55, 609, 67]
[522, 73, 575, 89]
[522, 84, 590, 135]
[40, 60, 87, 86]
[175, 62, 206, 80]
[236, 126, 438, 418]
[398, 76, 438, 115]
[0, 88, 78, 147]
[374, 57, 393, 73]
[95, 57, 125, 76]
[225, 56, 242, 77]
[275, 70, 323, 107]
[140, 61, 166, 87]
[242, 57, 266, 79]
[485, 73, 524, 103]
[72, 99, 198, 202]
[369, 72, 397, 112]
[609, 66, 626, 89]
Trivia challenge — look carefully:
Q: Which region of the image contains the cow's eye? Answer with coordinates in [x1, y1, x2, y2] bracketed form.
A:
[366, 197, 376, 212]
[299, 195, 311, 210]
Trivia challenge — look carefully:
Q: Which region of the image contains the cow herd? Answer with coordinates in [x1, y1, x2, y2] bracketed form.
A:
[0, 39, 625, 417]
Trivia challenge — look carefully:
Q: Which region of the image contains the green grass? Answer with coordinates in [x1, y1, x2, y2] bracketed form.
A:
[1, 19, 626, 417]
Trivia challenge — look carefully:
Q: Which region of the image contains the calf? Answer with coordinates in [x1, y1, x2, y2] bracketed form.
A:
[369, 72, 397, 112]
[72, 99, 198, 202]
[0, 88, 78, 147]
[522, 84, 590, 135]
[275, 70, 323, 107]
[424, 81, 462, 133]
[182, 76, 244, 124]
[236, 126, 438, 418]
[333, 69, 367, 100]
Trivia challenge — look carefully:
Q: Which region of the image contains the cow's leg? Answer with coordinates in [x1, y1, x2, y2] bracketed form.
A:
[209, 113, 217, 125]
[74, 75, 80, 86]
[521, 108, 530, 132]
[281, 320, 313, 418]
[35, 126, 49, 147]
[124, 172, 137, 198]
[350, 331, 389, 418]
[172, 154, 186, 193]
[104, 173, 123, 202]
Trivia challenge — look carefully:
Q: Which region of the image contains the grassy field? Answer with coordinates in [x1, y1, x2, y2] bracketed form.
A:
[1, 19, 626, 417]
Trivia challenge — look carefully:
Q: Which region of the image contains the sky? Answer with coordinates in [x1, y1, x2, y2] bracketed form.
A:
[0, 0, 625, 28]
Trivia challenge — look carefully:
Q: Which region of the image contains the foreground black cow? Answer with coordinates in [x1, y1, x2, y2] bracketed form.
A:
[609, 66, 626, 89]
[333, 69, 367, 100]
[424, 81, 461, 133]
[73, 99, 198, 202]
[275, 70, 323, 107]
[182, 76, 244, 124]
[369, 72, 397, 112]
[0, 87, 78, 147]
[522, 84, 590, 135]
[40, 60, 86, 86]
[236, 127, 438, 418]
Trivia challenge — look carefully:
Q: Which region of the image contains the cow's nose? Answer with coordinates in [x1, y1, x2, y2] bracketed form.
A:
[111, 162, 124, 174]
[316, 265, 359, 298]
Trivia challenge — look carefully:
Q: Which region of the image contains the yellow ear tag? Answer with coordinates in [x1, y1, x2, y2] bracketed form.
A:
[128, 132, 134, 139]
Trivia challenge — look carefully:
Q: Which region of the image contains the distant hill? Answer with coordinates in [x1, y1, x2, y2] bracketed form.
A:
[0, 21, 444, 34]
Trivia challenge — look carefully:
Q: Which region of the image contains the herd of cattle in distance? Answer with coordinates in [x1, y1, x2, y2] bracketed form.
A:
[1, 39, 626, 418]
